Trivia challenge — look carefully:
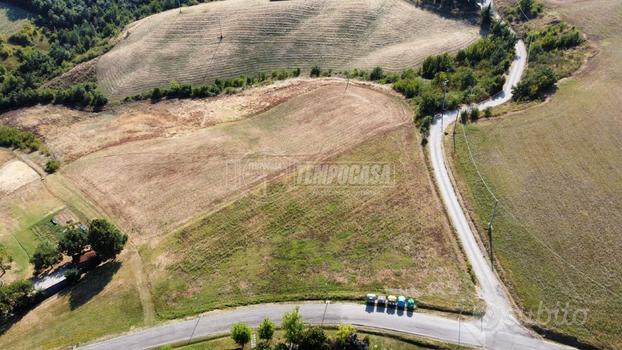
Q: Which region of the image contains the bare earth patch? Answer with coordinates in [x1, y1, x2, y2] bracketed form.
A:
[0, 159, 39, 194]
[1, 78, 341, 161]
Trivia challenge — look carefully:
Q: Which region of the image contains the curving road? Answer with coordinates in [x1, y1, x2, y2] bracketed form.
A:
[79, 3, 574, 350]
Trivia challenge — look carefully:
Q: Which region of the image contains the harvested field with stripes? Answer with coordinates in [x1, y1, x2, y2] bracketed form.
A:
[97, 0, 480, 100]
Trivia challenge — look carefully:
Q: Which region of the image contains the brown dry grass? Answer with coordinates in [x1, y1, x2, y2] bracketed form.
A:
[60, 81, 412, 238]
[448, 0, 622, 347]
[96, 0, 480, 100]
[0, 78, 340, 161]
[147, 125, 479, 319]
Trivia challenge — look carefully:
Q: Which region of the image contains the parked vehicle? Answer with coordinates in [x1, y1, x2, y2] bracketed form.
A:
[407, 298, 416, 310]
[366, 293, 377, 304]
[387, 295, 397, 306]
[377, 295, 386, 306]
[397, 295, 406, 309]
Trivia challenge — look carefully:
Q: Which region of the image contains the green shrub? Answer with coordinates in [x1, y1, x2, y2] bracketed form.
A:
[231, 323, 252, 349]
[0, 126, 42, 152]
[512, 66, 557, 101]
[30, 242, 62, 273]
[45, 159, 60, 173]
[310, 66, 321, 77]
[369, 66, 384, 81]
[470, 108, 480, 122]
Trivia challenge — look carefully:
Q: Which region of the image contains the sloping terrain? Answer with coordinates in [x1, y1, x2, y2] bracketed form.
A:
[148, 125, 479, 319]
[448, 0, 622, 347]
[62, 81, 412, 237]
[0, 78, 341, 162]
[97, 0, 480, 100]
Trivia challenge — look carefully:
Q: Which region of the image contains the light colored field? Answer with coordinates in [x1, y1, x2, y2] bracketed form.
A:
[0, 2, 30, 35]
[96, 0, 480, 100]
[0, 159, 39, 194]
[0, 78, 341, 161]
[62, 81, 412, 238]
[147, 125, 478, 319]
[448, 0, 622, 348]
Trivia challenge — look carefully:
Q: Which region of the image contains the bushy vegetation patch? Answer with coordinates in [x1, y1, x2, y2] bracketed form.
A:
[386, 19, 516, 139]
[513, 22, 584, 101]
[0, 126, 42, 152]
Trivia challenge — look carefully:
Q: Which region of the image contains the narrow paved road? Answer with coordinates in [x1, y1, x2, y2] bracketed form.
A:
[79, 3, 574, 349]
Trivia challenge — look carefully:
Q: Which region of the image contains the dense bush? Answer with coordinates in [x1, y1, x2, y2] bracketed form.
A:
[389, 18, 517, 136]
[30, 242, 62, 273]
[512, 66, 557, 101]
[527, 22, 583, 59]
[0, 126, 42, 151]
[0, 280, 36, 323]
[44, 159, 60, 173]
[64, 268, 82, 285]
[421, 53, 453, 79]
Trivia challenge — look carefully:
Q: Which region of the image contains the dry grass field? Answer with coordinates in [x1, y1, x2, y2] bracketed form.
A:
[448, 0, 622, 347]
[61, 81, 412, 238]
[0, 78, 342, 162]
[0, 77, 480, 347]
[147, 125, 478, 319]
[96, 0, 480, 100]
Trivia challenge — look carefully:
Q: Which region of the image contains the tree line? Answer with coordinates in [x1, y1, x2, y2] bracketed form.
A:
[223, 308, 369, 350]
[127, 68, 302, 102]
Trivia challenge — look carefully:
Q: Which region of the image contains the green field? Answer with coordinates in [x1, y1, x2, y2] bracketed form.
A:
[0, 2, 30, 35]
[447, 0, 622, 348]
[147, 126, 479, 319]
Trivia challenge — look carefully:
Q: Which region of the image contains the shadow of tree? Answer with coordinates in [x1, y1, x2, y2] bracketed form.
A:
[0, 2, 31, 22]
[61, 260, 122, 310]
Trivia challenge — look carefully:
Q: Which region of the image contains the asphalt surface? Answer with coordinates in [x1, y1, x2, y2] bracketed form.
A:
[79, 3, 574, 350]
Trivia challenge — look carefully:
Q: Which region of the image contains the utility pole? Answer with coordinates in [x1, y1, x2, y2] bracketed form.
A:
[441, 79, 448, 134]
[487, 200, 499, 269]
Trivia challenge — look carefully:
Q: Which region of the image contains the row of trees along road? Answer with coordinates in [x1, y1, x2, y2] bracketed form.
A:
[229, 307, 369, 350]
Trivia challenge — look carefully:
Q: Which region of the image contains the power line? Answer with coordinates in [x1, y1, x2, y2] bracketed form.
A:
[458, 123, 617, 297]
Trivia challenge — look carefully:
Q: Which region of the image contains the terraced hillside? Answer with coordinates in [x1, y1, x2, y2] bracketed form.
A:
[97, 0, 480, 100]
[449, 0, 622, 348]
